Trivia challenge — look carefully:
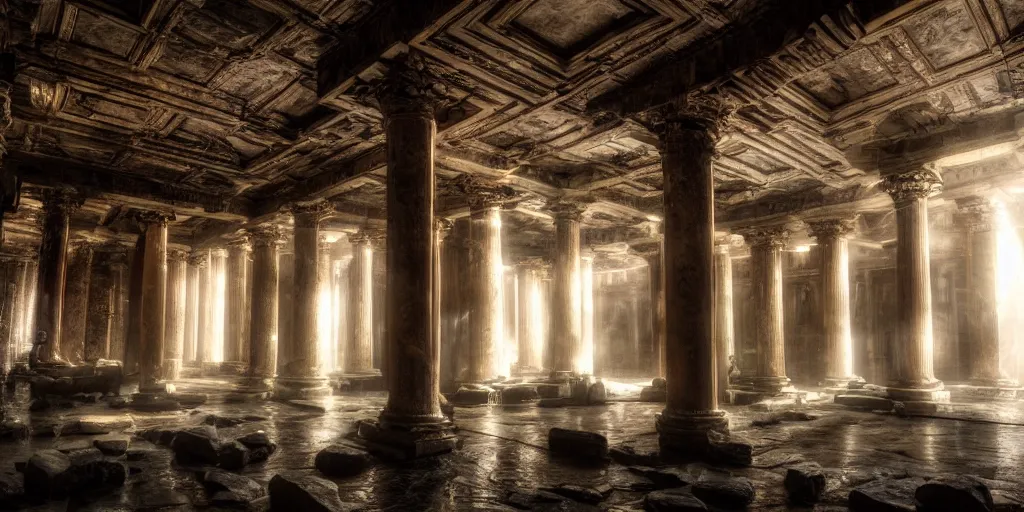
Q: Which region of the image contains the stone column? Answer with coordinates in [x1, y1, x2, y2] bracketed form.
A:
[713, 240, 735, 402]
[107, 256, 128, 362]
[162, 250, 187, 381]
[0, 259, 18, 370]
[432, 218, 452, 382]
[124, 237, 145, 374]
[137, 212, 172, 394]
[60, 242, 94, 363]
[580, 254, 594, 375]
[11, 257, 31, 358]
[881, 170, 946, 401]
[184, 254, 201, 363]
[346, 230, 376, 374]
[649, 101, 730, 453]
[224, 237, 250, 368]
[247, 225, 282, 393]
[467, 198, 506, 382]
[645, 245, 666, 377]
[34, 188, 82, 361]
[357, 53, 456, 458]
[515, 263, 542, 371]
[550, 202, 585, 375]
[84, 249, 116, 362]
[278, 252, 295, 374]
[956, 196, 1012, 387]
[193, 251, 213, 366]
[21, 259, 39, 354]
[276, 201, 331, 399]
[742, 226, 791, 394]
[317, 236, 334, 373]
[808, 219, 859, 388]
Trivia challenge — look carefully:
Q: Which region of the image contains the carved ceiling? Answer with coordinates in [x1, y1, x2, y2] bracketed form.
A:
[5, 0, 1024, 264]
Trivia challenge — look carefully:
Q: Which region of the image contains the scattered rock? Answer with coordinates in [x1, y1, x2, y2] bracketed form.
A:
[77, 415, 134, 434]
[315, 444, 372, 478]
[93, 436, 130, 456]
[503, 489, 570, 509]
[629, 467, 694, 490]
[691, 477, 755, 509]
[237, 430, 277, 463]
[0, 471, 24, 507]
[268, 473, 346, 512]
[137, 427, 176, 446]
[537, 397, 567, 408]
[0, 420, 29, 440]
[750, 416, 782, 428]
[587, 381, 607, 405]
[916, 474, 994, 512]
[548, 428, 608, 464]
[23, 449, 71, 499]
[652, 378, 667, 389]
[778, 410, 819, 422]
[540, 484, 605, 504]
[203, 469, 267, 505]
[170, 425, 220, 465]
[452, 387, 493, 406]
[203, 414, 266, 428]
[218, 441, 251, 470]
[640, 386, 667, 402]
[500, 386, 540, 404]
[849, 477, 925, 512]
[132, 480, 191, 510]
[785, 462, 826, 504]
[644, 488, 707, 511]
[609, 444, 661, 466]
[706, 430, 753, 466]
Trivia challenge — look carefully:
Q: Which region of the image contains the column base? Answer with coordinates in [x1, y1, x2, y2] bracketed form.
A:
[967, 377, 1020, 388]
[163, 359, 182, 381]
[274, 377, 330, 400]
[885, 380, 948, 402]
[356, 416, 458, 460]
[656, 409, 729, 456]
[946, 381, 1023, 400]
[218, 361, 247, 376]
[749, 375, 791, 395]
[824, 375, 865, 390]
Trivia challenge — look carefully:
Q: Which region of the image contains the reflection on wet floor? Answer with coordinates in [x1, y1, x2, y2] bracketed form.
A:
[3, 377, 1024, 510]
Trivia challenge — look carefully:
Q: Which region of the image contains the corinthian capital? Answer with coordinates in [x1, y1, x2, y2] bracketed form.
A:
[374, 52, 450, 120]
[954, 196, 994, 232]
[452, 174, 516, 211]
[41, 187, 84, 216]
[290, 200, 332, 228]
[434, 217, 453, 240]
[880, 169, 941, 204]
[637, 92, 733, 147]
[248, 225, 283, 247]
[187, 250, 209, 268]
[807, 218, 857, 241]
[548, 199, 588, 221]
[740, 226, 789, 249]
[134, 210, 174, 227]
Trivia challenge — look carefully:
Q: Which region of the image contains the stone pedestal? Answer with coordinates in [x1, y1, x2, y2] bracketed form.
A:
[162, 250, 187, 381]
[880, 170, 947, 403]
[34, 188, 81, 362]
[137, 212, 172, 394]
[809, 219, 860, 389]
[275, 202, 331, 399]
[245, 226, 281, 395]
[550, 201, 584, 374]
[357, 53, 456, 458]
[741, 226, 791, 395]
[345, 231, 376, 374]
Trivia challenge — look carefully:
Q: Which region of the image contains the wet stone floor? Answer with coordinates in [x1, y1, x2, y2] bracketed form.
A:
[2, 378, 1024, 511]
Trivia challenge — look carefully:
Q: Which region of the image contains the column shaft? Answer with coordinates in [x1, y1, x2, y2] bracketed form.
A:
[516, 265, 541, 371]
[468, 206, 504, 381]
[184, 257, 200, 363]
[580, 255, 594, 375]
[224, 240, 250, 365]
[713, 243, 734, 402]
[124, 236, 145, 374]
[809, 220, 858, 387]
[195, 251, 213, 365]
[0, 260, 17, 370]
[248, 227, 280, 391]
[107, 260, 127, 362]
[84, 254, 115, 361]
[60, 244, 93, 363]
[162, 251, 187, 380]
[745, 228, 790, 394]
[346, 235, 375, 373]
[35, 189, 79, 361]
[138, 214, 170, 393]
[647, 248, 666, 377]
[551, 207, 582, 374]
[11, 259, 30, 359]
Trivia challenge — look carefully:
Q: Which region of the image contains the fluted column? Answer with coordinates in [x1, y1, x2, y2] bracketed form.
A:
[184, 253, 201, 363]
[107, 257, 127, 362]
[35, 188, 82, 361]
[193, 251, 213, 366]
[646, 245, 666, 377]
[808, 219, 859, 388]
[0, 259, 18, 370]
[224, 237, 250, 367]
[60, 242, 94, 363]
[356, 52, 456, 458]
[432, 218, 452, 383]
[11, 257, 31, 359]
[346, 230, 376, 373]
[137, 212, 172, 393]
[124, 237, 145, 374]
[317, 236, 334, 373]
[881, 170, 945, 401]
[467, 199, 506, 382]
[162, 250, 187, 381]
[742, 226, 790, 394]
[580, 254, 594, 375]
[84, 249, 118, 361]
[713, 240, 735, 402]
[515, 263, 543, 371]
[650, 101, 731, 453]
[21, 260, 38, 355]
[956, 196, 1013, 387]
[550, 202, 584, 375]
[247, 226, 282, 392]
[276, 201, 331, 398]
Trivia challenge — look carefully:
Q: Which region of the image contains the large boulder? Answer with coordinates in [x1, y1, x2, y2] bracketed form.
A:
[218, 441, 251, 470]
[269, 473, 346, 512]
[691, 477, 755, 509]
[23, 449, 71, 499]
[548, 428, 608, 463]
[784, 462, 827, 505]
[915, 474, 994, 512]
[170, 425, 220, 465]
[644, 488, 708, 511]
[315, 444, 372, 478]
[203, 469, 267, 506]
[849, 478, 925, 512]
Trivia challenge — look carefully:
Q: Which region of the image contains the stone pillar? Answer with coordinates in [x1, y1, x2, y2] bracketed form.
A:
[550, 202, 584, 375]
[124, 237, 145, 374]
[11, 257, 31, 358]
[467, 200, 505, 382]
[278, 252, 295, 375]
[580, 254, 594, 375]
[107, 257, 128, 362]
[346, 230, 376, 374]
[742, 226, 791, 394]
[646, 245, 666, 377]
[247, 225, 281, 393]
[211, 249, 227, 363]
[808, 219, 859, 388]
[184, 253, 201, 363]
[137, 212, 172, 393]
[276, 201, 331, 399]
[84, 249, 116, 361]
[515, 263, 542, 371]
[317, 236, 334, 373]
[357, 53, 456, 458]
[224, 237, 250, 367]
[956, 196, 1012, 387]
[649, 102, 730, 453]
[162, 250, 187, 381]
[432, 218, 452, 382]
[193, 251, 213, 366]
[881, 170, 946, 401]
[21, 259, 39, 355]
[34, 188, 82, 361]
[713, 241, 735, 402]
[0, 259, 18, 370]
[60, 243, 94, 363]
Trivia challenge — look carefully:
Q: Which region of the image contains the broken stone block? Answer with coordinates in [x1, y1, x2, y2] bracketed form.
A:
[587, 381, 608, 405]
[93, 435, 130, 456]
[77, 414, 134, 434]
[640, 386, 667, 402]
[218, 441, 251, 470]
[203, 469, 267, 505]
[652, 377, 667, 389]
[784, 462, 826, 504]
[170, 425, 221, 465]
[849, 478, 925, 512]
[548, 427, 608, 463]
[691, 477, 755, 509]
[629, 466, 695, 490]
[0, 420, 29, 440]
[500, 385, 539, 404]
[644, 488, 708, 511]
[237, 430, 277, 463]
[834, 394, 894, 410]
[23, 449, 71, 499]
[268, 473, 346, 512]
[137, 427, 176, 446]
[540, 483, 605, 504]
[451, 387, 493, 406]
[915, 474, 994, 512]
[706, 430, 753, 466]
[609, 444, 661, 466]
[314, 444, 372, 478]
[0, 471, 24, 508]
[778, 410, 819, 422]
